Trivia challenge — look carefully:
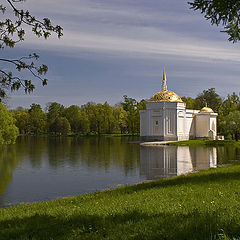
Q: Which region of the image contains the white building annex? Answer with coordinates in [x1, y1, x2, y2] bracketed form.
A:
[140, 70, 218, 141]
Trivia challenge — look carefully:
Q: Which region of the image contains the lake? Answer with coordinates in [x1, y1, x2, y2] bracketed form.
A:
[0, 136, 240, 208]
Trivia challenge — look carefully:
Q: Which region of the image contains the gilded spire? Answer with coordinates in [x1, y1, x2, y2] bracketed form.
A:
[162, 68, 167, 91]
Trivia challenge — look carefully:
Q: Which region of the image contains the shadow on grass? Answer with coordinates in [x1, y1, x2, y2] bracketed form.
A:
[0, 209, 240, 240]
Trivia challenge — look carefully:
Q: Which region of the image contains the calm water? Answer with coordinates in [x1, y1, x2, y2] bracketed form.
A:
[1, 136, 240, 208]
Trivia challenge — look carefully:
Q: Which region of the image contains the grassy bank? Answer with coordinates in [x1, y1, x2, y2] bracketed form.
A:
[1, 165, 240, 240]
[167, 140, 240, 147]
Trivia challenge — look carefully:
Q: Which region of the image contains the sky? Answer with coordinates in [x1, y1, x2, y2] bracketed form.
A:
[3, 0, 240, 109]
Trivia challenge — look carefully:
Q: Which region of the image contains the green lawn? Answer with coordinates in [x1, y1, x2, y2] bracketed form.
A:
[167, 140, 240, 147]
[1, 165, 240, 240]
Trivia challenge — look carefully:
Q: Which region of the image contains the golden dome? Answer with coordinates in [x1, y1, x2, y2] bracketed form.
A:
[149, 69, 182, 102]
[149, 90, 183, 103]
[200, 106, 214, 113]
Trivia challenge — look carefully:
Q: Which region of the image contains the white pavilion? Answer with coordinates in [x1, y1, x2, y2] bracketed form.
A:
[139, 70, 218, 141]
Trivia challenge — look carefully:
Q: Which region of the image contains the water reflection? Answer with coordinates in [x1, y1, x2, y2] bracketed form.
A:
[1, 136, 240, 207]
[0, 136, 140, 207]
[0, 145, 19, 195]
[140, 146, 217, 180]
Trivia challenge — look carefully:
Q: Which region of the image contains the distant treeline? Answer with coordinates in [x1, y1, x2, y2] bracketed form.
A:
[9, 88, 240, 140]
[11, 95, 146, 136]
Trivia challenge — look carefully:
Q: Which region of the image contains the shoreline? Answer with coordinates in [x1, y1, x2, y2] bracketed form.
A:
[140, 140, 240, 147]
[1, 165, 240, 239]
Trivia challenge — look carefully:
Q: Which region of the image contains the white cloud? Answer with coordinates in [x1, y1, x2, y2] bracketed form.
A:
[22, 27, 240, 64]
[13, 0, 238, 63]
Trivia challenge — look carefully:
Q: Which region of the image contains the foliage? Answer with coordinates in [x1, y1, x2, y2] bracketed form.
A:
[28, 104, 47, 134]
[181, 96, 202, 109]
[12, 96, 146, 136]
[182, 88, 222, 110]
[11, 108, 29, 134]
[0, 0, 63, 101]
[1, 165, 240, 239]
[10, 89, 240, 140]
[223, 111, 240, 141]
[195, 88, 222, 112]
[46, 102, 64, 134]
[181, 89, 240, 141]
[54, 117, 71, 135]
[0, 103, 18, 144]
[189, 0, 240, 42]
[121, 95, 146, 134]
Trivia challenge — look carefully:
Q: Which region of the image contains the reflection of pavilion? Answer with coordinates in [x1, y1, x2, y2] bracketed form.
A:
[140, 146, 217, 180]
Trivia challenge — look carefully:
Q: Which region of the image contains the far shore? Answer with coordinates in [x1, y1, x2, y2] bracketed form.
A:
[140, 140, 240, 147]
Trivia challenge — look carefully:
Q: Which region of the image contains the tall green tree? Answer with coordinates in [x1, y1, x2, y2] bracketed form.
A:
[54, 117, 71, 135]
[113, 106, 128, 134]
[12, 108, 29, 134]
[219, 92, 240, 116]
[195, 88, 222, 112]
[81, 102, 98, 134]
[223, 111, 240, 141]
[46, 102, 64, 133]
[0, 0, 63, 101]
[135, 99, 146, 133]
[181, 96, 202, 110]
[28, 104, 47, 134]
[189, 0, 240, 42]
[63, 105, 90, 134]
[121, 95, 138, 134]
[0, 103, 18, 144]
[102, 102, 118, 133]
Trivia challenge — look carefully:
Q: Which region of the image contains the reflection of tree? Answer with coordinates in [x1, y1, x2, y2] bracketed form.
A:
[217, 145, 240, 165]
[72, 136, 139, 175]
[0, 136, 47, 199]
[46, 136, 139, 175]
[0, 136, 140, 200]
[16, 136, 47, 168]
[47, 137, 72, 168]
[0, 145, 19, 195]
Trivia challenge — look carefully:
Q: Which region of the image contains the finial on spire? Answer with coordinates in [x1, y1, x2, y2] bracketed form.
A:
[162, 68, 167, 91]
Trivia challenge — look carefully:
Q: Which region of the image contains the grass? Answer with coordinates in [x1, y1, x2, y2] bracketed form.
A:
[167, 140, 240, 147]
[1, 165, 240, 239]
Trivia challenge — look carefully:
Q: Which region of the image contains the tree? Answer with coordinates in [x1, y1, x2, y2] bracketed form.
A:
[121, 95, 138, 134]
[0, 0, 63, 101]
[78, 110, 90, 134]
[219, 92, 240, 116]
[12, 108, 29, 134]
[101, 102, 118, 133]
[46, 102, 64, 133]
[224, 110, 240, 140]
[0, 103, 18, 144]
[28, 103, 47, 134]
[189, 0, 240, 42]
[181, 96, 202, 110]
[63, 105, 82, 133]
[135, 99, 146, 133]
[195, 88, 222, 112]
[113, 106, 128, 134]
[54, 117, 71, 135]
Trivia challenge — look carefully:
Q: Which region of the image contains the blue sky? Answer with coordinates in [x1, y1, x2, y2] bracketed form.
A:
[4, 0, 240, 109]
